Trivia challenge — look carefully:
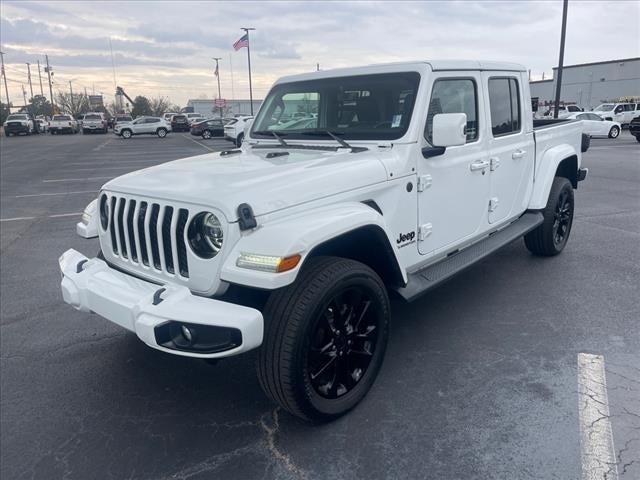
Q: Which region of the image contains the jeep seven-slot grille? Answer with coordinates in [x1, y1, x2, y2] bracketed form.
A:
[107, 196, 189, 278]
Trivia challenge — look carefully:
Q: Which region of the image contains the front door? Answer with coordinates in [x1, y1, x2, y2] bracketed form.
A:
[418, 73, 491, 255]
[482, 73, 535, 224]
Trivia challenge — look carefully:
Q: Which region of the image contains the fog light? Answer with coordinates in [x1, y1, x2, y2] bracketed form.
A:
[181, 325, 193, 343]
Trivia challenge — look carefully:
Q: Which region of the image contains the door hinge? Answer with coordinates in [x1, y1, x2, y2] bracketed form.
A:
[490, 157, 500, 171]
[489, 197, 499, 212]
[418, 223, 433, 240]
[417, 174, 432, 192]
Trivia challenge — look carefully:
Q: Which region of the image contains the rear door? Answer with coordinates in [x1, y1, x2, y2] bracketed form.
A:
[482, 73, 535, 224]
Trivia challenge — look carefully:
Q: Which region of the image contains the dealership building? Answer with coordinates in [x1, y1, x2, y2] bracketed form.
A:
[530, 57, 640, 113]
[185, 99, 262, 117]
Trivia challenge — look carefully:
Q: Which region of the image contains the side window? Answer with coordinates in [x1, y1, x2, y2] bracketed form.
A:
[488, 77, 521, 136]
[425, 78, 478, 144]
[588, 113, 602, 121]
[576, 113, 587, 120]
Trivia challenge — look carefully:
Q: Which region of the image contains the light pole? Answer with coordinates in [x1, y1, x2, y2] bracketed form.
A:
[45, 55, 55, 113]
[240, 27, 255, 115]
[26, 63, 34, 100]
[0, 51, 10, 109]
[212, 57, 223, 120]
[553, 0, 569, 119]
[37, 60, 44, 96]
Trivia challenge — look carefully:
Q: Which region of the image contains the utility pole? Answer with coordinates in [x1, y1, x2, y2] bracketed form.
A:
[37, 60, 44, 96]
[69, 80, 75, 116]
[26, 63, 34, 100]
[317, 63, 320, 71]
[553, 0, 569, 119]
[21, 84, 27, 107]
[0, 50, 10, 109]
[45, 55, 55, 113]
[240, 27, 255, 115]
[213, 57, 222, 120]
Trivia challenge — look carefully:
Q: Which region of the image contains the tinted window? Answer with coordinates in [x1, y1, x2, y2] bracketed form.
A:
[425, 78, 478, 144]
[145, 118, 160, 123]
[488, 77, 521, 136]
[53, 115, 71, 121]
[84, 114, 101, 120]
[252, 72, 420, 141]
[576, 114, 588, 120]
[623, 104, 633, 111]
[173, 115, 187, 121]
[587, 113, 602, 121]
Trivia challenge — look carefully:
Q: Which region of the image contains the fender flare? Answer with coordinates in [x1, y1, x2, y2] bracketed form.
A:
[528, 144, 578, 210]
[220, 202, 405, 290]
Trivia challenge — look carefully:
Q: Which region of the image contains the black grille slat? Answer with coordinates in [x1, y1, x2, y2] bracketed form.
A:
[176, 209, 189, 278]
[149, 204, 161, 270]
[106, 195, 189, 277]
[117, 198, 127, 258]
[127, 200, 137, 262]
[109, 197, 118, 255]
[138, 202, 149, 266]
[162, 207, 175, 274]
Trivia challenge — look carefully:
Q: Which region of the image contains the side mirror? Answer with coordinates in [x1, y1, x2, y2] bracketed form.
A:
[432, 113, 468, 147]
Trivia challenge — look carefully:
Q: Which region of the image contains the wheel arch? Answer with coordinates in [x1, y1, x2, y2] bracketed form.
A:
[220, 202, 406, 292]
[528, 143, 579, 210]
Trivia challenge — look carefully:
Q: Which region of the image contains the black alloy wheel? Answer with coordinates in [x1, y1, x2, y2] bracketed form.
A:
[308, 287, 379, 399]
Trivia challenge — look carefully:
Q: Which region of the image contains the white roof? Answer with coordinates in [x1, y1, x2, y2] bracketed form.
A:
[276, 60, 527, 84]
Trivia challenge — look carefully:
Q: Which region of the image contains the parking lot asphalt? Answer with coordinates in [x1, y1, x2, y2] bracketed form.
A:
[1, 131, 638, 480]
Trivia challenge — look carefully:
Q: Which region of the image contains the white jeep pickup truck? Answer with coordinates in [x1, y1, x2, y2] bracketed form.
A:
[60, 61, 588, 421]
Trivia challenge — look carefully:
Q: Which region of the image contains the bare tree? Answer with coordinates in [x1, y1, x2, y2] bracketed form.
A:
[149, 96, 171, 117]
[56, 91, 90, 117]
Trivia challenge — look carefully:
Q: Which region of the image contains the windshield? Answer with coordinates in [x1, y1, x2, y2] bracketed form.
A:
[53, 115, 71, 121]
[7, 115, 27, 121]
[84, 114, 101, 120]
[251, 72, 420, 141]
[594, 104, 614, 111]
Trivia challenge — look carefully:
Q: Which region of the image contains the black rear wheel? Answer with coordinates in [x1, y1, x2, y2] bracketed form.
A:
[525, 176, 574, 256]
[257, 256, 389, 422]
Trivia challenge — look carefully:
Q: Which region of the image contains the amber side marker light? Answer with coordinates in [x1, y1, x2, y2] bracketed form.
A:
[236, 253, 302, 273]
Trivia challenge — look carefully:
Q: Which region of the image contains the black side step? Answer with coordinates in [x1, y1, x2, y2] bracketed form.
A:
[394, 212, 543, 302]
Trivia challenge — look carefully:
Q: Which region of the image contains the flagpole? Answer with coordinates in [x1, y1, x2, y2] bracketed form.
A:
[212, 57, 222, 120]
[241, 27, 255, 115]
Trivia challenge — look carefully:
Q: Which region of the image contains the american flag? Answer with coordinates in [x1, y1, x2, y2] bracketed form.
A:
[214, 63, 219, 77]
[233, 33, 249, 51]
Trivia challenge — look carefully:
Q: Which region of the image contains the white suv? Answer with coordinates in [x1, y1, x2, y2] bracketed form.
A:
[592, 102, 639, 125]
[224, 115, 253, 146]
[114, 116, 171, 139]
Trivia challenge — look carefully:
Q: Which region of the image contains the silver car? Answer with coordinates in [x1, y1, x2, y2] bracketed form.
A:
[114, 116, 171, 139]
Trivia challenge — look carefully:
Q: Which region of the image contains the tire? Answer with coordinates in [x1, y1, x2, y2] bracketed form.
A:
[608, 126, 620, 138]
[121, 129, 132, 139]
[202, 130, 212, 139]
[256, 256, 390, 422]
[524, 177, 574, 256]
[635, 135, 640, 143]
[156, 128, 167, 138]
[235, 133, 244, 147]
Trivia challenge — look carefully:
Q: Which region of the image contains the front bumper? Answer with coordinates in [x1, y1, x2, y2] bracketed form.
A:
[59, 249, 263, 358]
[5, 124, 29, 133]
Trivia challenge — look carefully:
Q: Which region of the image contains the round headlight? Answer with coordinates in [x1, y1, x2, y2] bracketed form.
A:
[188, 212, 224, 259]
[99, 194, 109, 230]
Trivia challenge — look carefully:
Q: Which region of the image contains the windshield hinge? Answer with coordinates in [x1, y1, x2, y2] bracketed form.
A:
[417, 174, 432, 192]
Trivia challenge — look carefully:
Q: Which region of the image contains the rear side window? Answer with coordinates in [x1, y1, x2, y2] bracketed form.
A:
[488, 78, 521, 136]
[425, 78, 478, 144]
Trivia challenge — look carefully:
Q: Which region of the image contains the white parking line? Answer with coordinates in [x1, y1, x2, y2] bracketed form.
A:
[577, 353, 618, 480]
[42, 176, 112, 183]
[15, 190, 96, 198]
[180, 134, 215, 152]
[0, 212, 81, 222]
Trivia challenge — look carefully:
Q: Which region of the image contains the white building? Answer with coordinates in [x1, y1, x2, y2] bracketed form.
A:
[186, 99, 262, 118]
[530, 57, 640, 113]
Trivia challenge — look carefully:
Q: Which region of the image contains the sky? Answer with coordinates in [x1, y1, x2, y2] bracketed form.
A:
[1, 0, 639, 107]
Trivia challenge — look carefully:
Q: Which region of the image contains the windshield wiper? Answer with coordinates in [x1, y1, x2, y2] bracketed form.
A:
[302, 131, 368, 153]
[252, 130, 290, 147]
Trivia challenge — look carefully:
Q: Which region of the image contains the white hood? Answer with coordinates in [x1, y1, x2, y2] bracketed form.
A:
[102, 147, 389, 222]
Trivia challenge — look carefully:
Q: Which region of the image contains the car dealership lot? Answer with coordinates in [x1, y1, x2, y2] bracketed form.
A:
[1, 133, 638, 479]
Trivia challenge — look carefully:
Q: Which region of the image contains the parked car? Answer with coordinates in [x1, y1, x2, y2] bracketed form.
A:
[542, 105, 582, 118]
[185, 112, 205, 125]
[82, 112, 108, 134]
[629, 116, 640, 143]
[567, 112, 621, 138]
[49, 115, 78, 134]
[114, 115, 133, 126]
[592, 103, 639, 126]
[163, 112, 179, 122]
[35, 117, 48, 133]
[170, 114, 190, 132]
[3, 113, 35, 136]
[190, 118, 225, 139]
[64, 60, 588, 422]
[113, 116, 170, 139]
[223, 115, 253, 146]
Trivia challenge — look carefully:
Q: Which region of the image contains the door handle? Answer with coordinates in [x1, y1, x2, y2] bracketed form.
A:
[470, 159, 490, 171]
[512, 149, 526, 159]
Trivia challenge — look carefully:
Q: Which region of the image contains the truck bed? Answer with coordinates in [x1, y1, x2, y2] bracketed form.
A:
[533, 118, 574, 129]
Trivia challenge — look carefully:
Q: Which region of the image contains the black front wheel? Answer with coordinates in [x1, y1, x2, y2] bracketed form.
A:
[202, 130, 212, 139]
[525, 176, 574, 256]
[257, 256, 389, 422]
